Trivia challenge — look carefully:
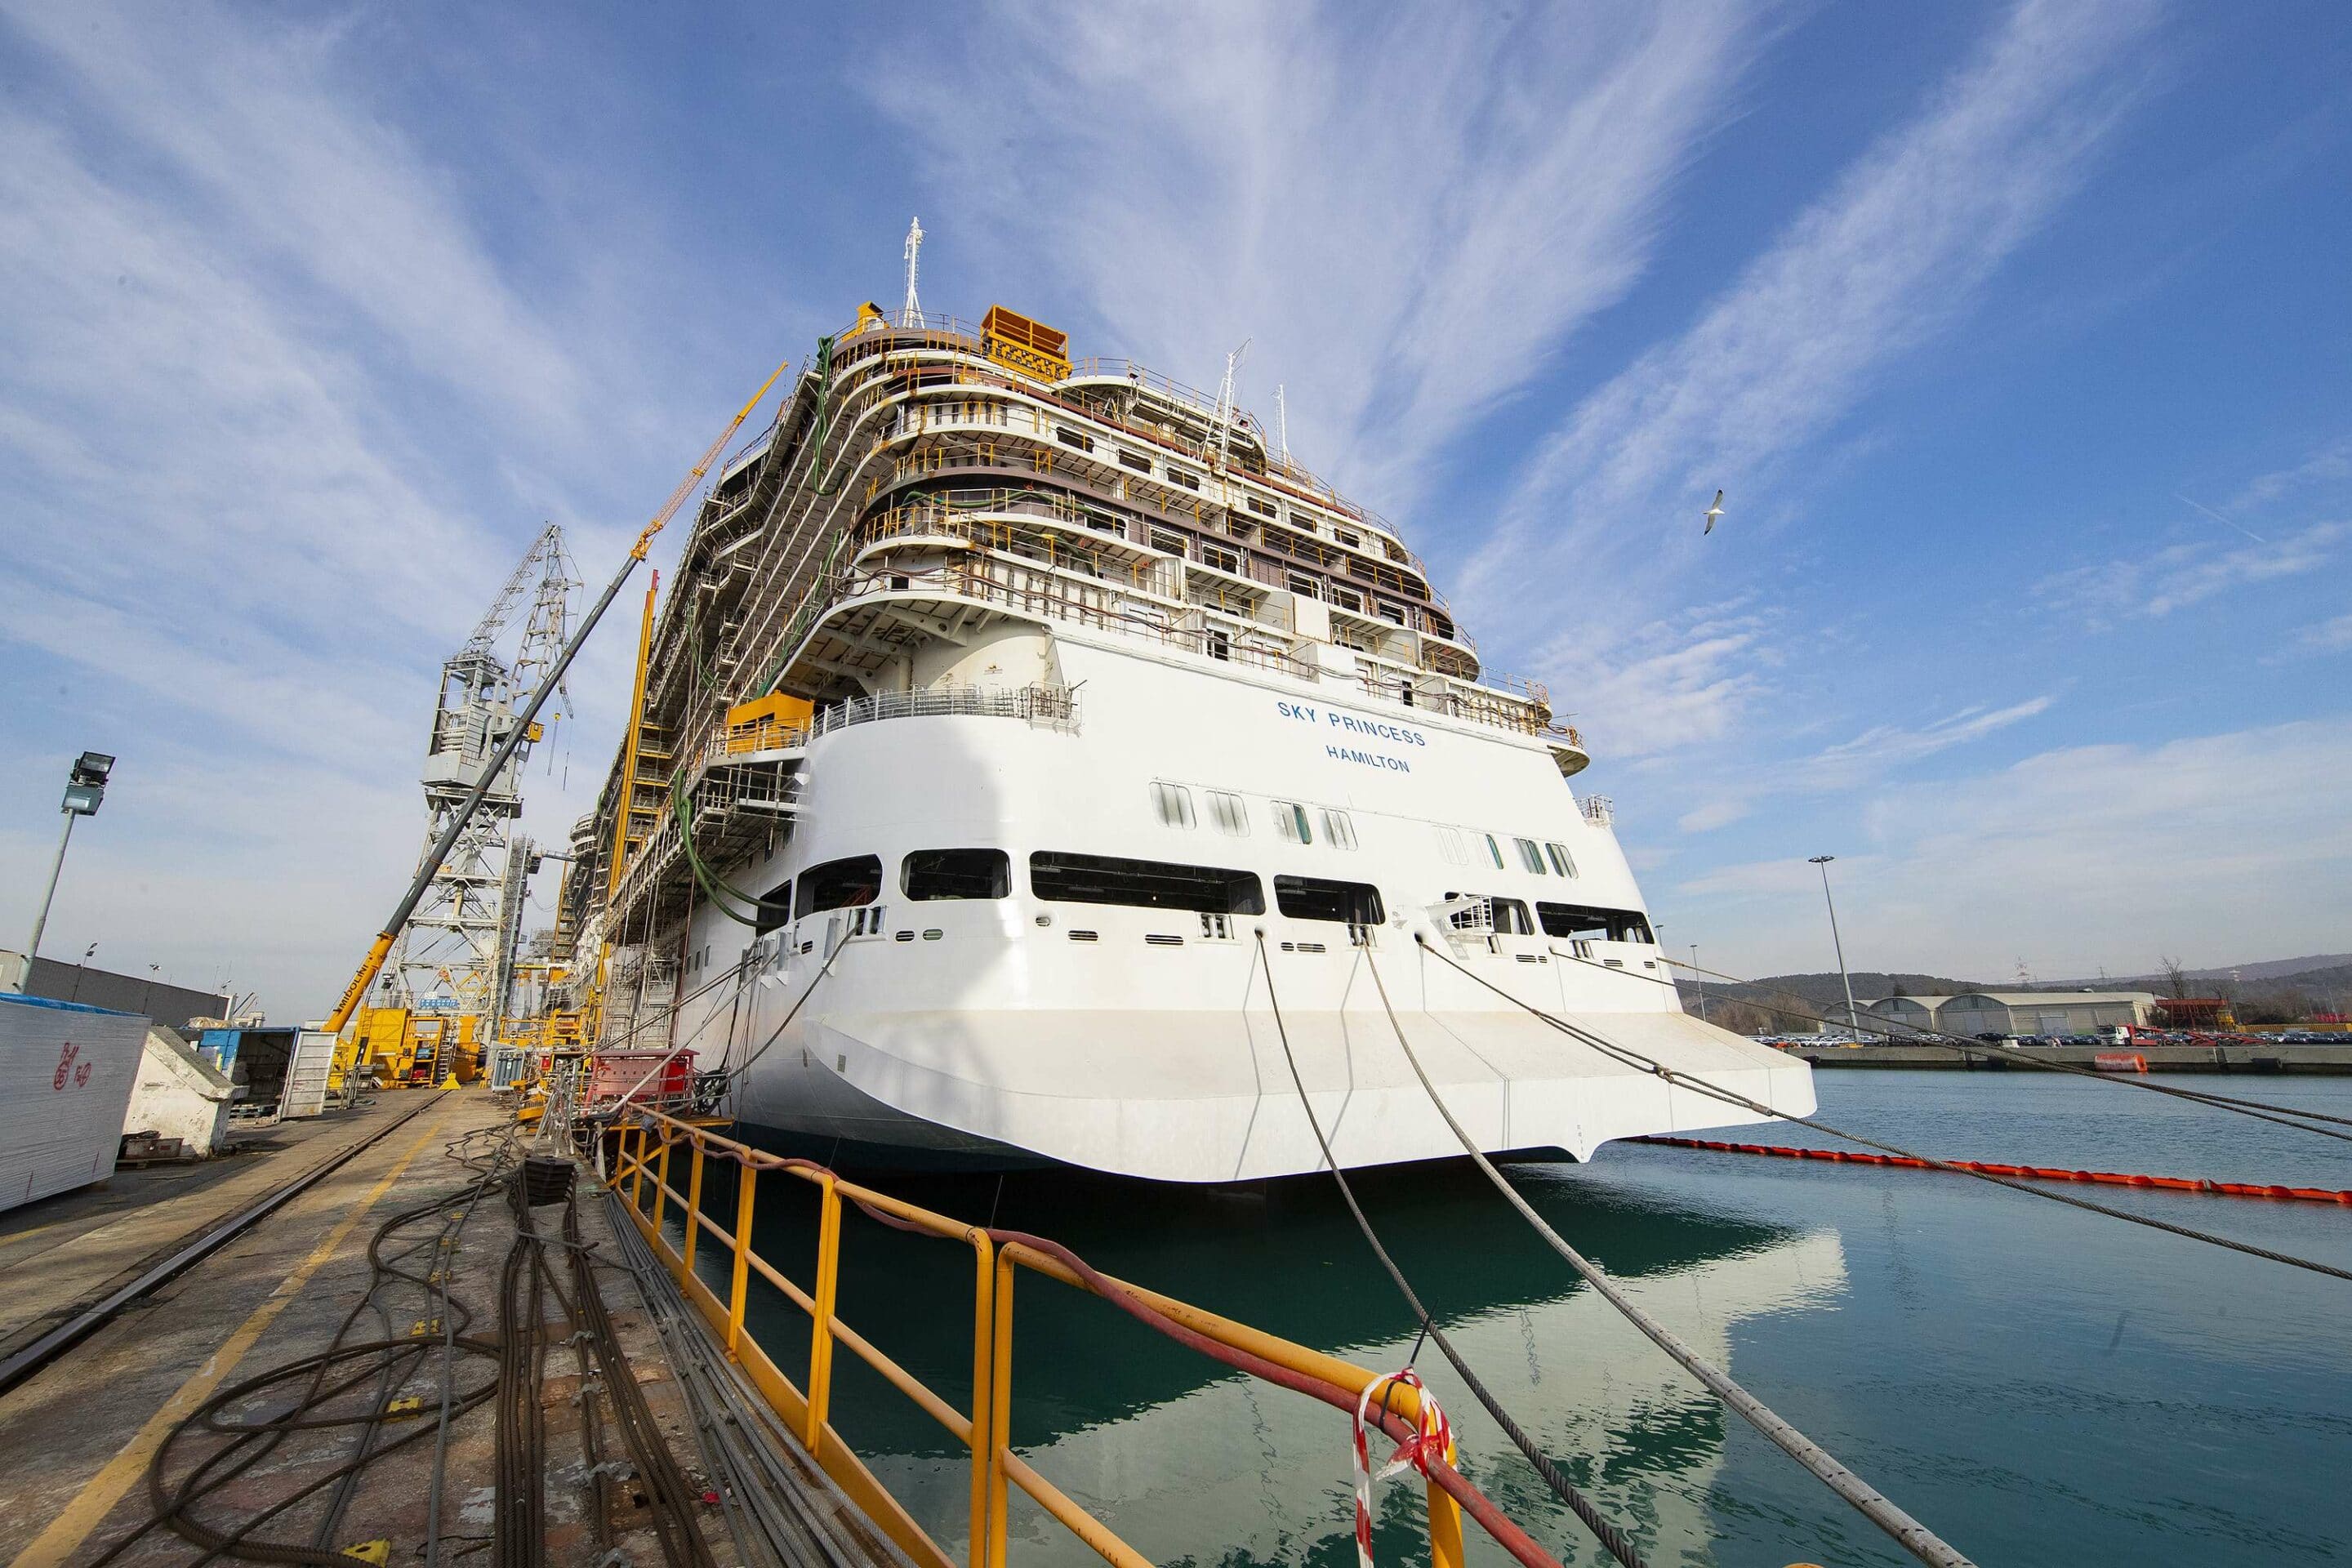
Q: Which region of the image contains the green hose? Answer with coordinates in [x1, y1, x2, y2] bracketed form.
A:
[670, 768, 786, 928]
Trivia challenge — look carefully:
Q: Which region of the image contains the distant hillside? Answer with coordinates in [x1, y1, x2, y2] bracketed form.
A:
[2047, 954, 2352, 988]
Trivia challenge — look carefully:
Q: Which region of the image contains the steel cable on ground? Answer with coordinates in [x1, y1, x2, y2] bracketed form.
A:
[560, 1184, 719, 1568]
[709, 1138, 1575, 1568]
[1359, 948, 1976, 1568]
[1421, 935, 2352, 1285]
[93, 1130, 518, 1568]
[599, 1179, 880, 1568]
[1632, 950, 2352, 1136]
[1249, 932, 1650, 1568]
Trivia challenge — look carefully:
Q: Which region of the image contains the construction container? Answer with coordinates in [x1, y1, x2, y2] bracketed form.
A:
[199, 1027, 305, 1120]
[0, 992, 147, 1212]
[586, 1049, 695, 1111]
[282, 1030, 336, 1117]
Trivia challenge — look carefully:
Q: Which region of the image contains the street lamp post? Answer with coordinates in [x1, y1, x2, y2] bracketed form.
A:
[26, 751, 114, 962]
[1808, 855, 1860, 1039]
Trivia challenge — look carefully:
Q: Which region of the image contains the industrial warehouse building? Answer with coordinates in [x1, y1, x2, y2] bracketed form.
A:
[1863, 995, 1953, 1036]
[1938, 991, 2159, 1037]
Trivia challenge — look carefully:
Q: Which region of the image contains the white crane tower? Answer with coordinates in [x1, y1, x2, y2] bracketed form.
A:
[375, 524, 581, 1055]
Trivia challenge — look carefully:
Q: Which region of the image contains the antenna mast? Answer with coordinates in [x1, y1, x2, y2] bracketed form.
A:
[900, 216, 924, 327]
[1275, 383, 1290, 467]
[1213, 338, 1250, 467]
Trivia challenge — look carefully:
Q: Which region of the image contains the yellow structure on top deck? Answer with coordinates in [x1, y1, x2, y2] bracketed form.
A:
[724, 691, 816, 755]
[980, 305, 1071, 383]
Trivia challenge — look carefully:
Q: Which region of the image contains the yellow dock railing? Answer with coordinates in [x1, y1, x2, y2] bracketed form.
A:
[607, 1111, 1494, 1568]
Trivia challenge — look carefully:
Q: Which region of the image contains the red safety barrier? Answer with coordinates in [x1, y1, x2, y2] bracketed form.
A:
[1634, 1137, 2352, 1205]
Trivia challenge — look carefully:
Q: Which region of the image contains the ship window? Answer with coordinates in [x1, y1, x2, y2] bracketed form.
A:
[1030, 852, 1265, 915]
[1537, 902, 1654, 943]
[1206, 790, 1250, 837]
[1169, 467, 1202, 491]
[1119, 449, 1152, 473]
[1206, 628, 1232, 661]
[1150, 781, 1196, 829]
[1198, 542, 1241, 574]
[795, 856, 882, 918]
[1273, 800, 1312, 844]
[1055, 425, 1095, 452]
[1335, 528, 1361, 548]
[1151, 528, 1187, 556]
[1288, 573, 1321, 599]
[1483, 834, 1506, 871]
[1328, 586, 1362, 612]
[902, 849, 1009, 901]
[1435, 826, 1469, 865]
[1379, 601, 1405, 626]
[1274, 875, 1384, 924]
[1446, 893, 1534, 935]
[1544, 842, 1578, 878]
[1321, 809, 1358, 849]
[1247, 496, 1276, 518]
[755, 877, 794, 935]
[1515, 837, 1546, 874]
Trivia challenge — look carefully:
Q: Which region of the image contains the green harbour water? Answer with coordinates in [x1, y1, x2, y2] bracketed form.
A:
[702, 1071, 2352, 1566]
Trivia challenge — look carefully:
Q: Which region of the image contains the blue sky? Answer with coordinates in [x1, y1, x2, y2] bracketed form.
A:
[2, 1, 2346, 1014]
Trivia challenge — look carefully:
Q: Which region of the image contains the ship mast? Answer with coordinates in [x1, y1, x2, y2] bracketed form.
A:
[900, 216, 924, 327]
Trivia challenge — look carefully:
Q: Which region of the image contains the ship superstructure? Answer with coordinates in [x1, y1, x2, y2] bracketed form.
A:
[556, 296, 1811, 1178]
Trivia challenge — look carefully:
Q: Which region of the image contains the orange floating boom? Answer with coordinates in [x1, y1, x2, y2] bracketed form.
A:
[1635, 1137, 2352, 1205]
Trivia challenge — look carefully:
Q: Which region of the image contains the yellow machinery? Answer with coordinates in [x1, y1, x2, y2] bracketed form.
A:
[722, 692, 815, 754]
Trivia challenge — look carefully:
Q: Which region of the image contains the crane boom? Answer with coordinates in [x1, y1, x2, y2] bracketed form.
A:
[326, 354, 794, 1036]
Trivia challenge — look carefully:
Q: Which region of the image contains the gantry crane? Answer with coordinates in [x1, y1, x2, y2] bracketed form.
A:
[349, 526, 580, 1087]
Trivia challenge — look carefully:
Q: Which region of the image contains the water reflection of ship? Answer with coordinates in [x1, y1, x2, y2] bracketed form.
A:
[738, 1157, 1846, 1565]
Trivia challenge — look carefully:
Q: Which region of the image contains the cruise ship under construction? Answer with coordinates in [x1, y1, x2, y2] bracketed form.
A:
[550, 287, 1812, 1180]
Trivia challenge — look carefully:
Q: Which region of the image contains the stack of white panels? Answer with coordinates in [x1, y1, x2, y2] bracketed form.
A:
[0, 992, 147, 1212]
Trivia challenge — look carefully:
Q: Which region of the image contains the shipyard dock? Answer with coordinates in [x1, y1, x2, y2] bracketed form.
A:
[0, 1091, 906, 1568]
[1787, 1040, 2352, 1072]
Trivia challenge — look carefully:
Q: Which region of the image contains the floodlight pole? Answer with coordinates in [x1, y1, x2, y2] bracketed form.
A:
[1810, 855, 1860, 1037]
[25, 811, 77, 962]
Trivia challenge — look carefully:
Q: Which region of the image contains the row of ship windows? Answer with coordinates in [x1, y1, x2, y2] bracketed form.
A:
[1148, 782, 1579, 878]
[1052, 423, 1378, 554]
[746, 848, 1650, 945]
[1134, 528, 1410, 626]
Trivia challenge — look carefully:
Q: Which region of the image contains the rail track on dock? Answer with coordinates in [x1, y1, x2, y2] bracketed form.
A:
[0, 1092, 446, 1396]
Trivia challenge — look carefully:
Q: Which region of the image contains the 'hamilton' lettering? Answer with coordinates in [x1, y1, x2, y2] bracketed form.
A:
[1325, 744, 1410, 773]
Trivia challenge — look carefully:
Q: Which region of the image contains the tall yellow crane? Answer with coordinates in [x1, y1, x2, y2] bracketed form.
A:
[326, 356, 794, 1054]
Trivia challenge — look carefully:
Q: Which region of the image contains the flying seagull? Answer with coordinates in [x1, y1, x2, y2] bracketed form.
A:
[1703, 490, 1725, 534]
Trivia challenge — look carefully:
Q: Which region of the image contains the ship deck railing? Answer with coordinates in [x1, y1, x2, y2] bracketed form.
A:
[816, 310, 1431, 574]
[607, 1110, 1492, 1568]
[712, 681, 1081, 764]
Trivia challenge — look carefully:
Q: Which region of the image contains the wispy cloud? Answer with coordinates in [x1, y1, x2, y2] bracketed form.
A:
[0, 1, 662, 1012]
[2292, 613, 2352, 655]
[871, 1, 1770, 505]
[1461, 0, 2160, 742]
[2035, 519, 2350, 622]
[1674, 717, 2352, 978]
[1674, 695, 2056, 832]
[2, 2, 587, 435]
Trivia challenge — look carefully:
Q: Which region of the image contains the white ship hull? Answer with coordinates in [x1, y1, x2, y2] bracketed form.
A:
[670, 630, 1811, 1182]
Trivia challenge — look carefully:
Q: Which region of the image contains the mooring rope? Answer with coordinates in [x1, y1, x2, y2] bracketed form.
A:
[1358, 949, 1979, 1568]
[1419, 935, 2352, 1285]
[1251, 932, 1651, 1568]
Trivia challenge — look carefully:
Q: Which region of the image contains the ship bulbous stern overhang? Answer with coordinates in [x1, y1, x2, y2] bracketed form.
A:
[734, 1005, 1814, 1183]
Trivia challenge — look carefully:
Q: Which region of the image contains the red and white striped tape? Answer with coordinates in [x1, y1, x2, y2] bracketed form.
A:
[1352, 1367, 1450, 1568]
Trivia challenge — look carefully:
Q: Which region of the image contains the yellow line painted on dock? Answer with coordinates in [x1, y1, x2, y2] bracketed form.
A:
[9, 1111, 448, 1568]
